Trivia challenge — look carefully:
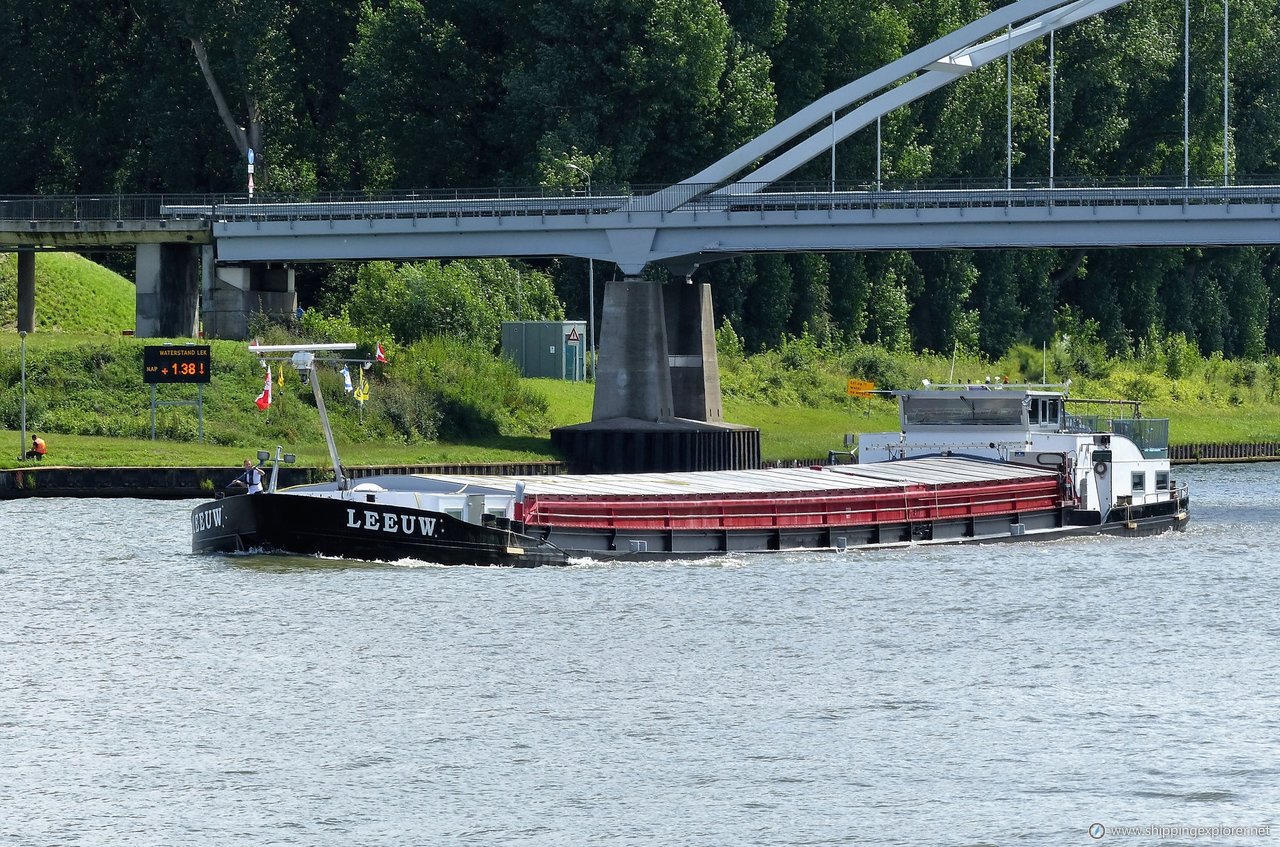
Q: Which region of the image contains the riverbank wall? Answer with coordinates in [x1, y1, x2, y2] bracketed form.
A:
[1, 444, 1276, 499]
[0, 461, 562, 500]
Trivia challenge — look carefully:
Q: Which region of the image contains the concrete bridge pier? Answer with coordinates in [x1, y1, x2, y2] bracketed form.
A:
[135, 243, 200, 337]
[665, 279, 724, 422]
[591, 277, 675, 421]
[201, 261, 297, 339]
[17, 250, 35, 332]
[551, 275, 760, 474]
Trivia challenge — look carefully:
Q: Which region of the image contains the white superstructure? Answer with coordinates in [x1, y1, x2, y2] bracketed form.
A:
[858, 385, 1178, 520]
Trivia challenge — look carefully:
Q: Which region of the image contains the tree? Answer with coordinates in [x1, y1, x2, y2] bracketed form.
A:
[344, 259, 563, 350]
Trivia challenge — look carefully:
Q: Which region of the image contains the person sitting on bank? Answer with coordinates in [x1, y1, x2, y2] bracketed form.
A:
[228, 459, 265, 494]
[26, 435, 47, 461]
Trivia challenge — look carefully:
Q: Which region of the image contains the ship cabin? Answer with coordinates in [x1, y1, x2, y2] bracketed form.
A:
[857, 384, 1180, 522]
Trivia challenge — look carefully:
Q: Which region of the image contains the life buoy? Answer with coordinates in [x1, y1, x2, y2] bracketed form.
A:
[1093, 460, 1108, 476]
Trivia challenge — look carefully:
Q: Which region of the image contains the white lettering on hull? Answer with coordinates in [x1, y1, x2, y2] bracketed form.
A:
[192, 506, 224, 534]
[345, 508, 437, 537]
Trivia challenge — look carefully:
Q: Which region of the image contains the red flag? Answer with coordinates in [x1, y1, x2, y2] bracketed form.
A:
[255, 365, 273, 411]
[375, 343, 388, 363]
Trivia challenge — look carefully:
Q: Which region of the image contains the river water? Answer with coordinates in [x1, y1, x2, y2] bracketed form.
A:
[2, 463, 1277, 846]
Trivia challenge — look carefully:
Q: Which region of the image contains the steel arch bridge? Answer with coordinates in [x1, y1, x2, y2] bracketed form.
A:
[189, 0, 1280, 276]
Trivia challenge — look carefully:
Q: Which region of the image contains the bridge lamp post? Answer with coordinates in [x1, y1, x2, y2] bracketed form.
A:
[566, 162, 595, 381]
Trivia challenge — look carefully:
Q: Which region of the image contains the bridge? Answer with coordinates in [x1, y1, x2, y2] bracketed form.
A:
[199, 179, 1280, 271]
[7, 177, 1278, 331]
[5, 0, 1274, 471]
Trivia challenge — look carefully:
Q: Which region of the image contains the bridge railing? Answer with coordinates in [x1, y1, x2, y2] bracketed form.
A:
[7, 175, 1280, 224]
[0, 194, 241, 222]
[196, 189, 641, 222]
[208, 175, 1280, 221]
[692, 177, 1280, 214]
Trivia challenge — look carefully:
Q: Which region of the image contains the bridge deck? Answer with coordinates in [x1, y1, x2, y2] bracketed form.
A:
[5, 180, 1280, 256]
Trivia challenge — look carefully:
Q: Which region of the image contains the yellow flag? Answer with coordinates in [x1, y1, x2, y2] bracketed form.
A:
[353, 371, 370, 404]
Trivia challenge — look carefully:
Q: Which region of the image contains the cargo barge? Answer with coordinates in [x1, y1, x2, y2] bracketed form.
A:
[191, 347, 1189, 565]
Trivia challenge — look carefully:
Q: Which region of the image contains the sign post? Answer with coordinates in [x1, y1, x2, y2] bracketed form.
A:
[247, 148, 256, 200]
[144, 345, 212, 441]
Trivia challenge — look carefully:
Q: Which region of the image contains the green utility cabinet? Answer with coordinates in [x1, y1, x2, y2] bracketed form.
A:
[500, 321, 588, 380]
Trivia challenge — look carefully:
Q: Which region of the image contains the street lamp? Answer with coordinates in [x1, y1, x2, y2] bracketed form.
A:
[18, 330, 27, 460]
[566, 162, 595, 381]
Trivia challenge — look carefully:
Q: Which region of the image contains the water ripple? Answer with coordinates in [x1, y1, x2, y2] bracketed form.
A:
[2, 464, 1277, 846]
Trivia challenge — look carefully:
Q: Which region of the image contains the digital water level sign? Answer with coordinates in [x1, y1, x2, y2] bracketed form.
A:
[143, 345, 211, 384]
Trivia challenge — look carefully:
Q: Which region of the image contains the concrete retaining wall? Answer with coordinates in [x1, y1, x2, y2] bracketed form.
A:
[0, 462, 563, 500]
[0, 466, 319, 499]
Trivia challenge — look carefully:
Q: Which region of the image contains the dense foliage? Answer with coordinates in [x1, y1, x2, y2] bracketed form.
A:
[4, 0, 1280, 357]
[0, 332, 550, 448]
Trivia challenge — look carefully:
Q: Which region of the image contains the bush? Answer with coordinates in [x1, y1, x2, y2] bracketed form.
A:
[390, 337, 550, 439]
[1116, 373, 1163, 402]
[715, 319, 747, 366]
[1054, 306, 1111, 378]
[343, 259, 563, 350]
[374, 381, 441, 442]
[842, 345, 909, 391]
[1163, 333, 1200, 380]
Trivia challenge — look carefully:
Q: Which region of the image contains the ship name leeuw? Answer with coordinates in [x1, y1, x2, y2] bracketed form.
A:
[346, 509, 438, 537]
[192, 506, 223, 533]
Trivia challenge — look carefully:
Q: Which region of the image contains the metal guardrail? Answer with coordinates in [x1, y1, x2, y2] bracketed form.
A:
[7, 175, 1280, 224]
[1065, 415, 1170, 458]
[0, 194, 241, 222]
[1111, 418, 1170, 459]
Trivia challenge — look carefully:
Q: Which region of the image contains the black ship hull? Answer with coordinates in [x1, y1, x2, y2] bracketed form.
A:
[192, 490, 1189, 567]
[191, 492, 568, 567]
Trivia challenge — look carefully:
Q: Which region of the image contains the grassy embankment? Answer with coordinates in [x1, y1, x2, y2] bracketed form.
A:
[3, 252, 1279, 469]
[0, 251, 135, 333]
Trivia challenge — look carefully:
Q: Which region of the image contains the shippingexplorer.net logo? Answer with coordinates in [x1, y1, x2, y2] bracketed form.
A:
[1089, 823, 1272, 840]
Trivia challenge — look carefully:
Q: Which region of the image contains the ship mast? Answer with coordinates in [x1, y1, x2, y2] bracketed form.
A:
[249, 342, 359, 491]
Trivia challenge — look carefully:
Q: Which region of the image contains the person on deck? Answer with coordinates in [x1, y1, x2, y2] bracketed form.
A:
[228, 459, 264, 494]
[26, 436, 47, 460]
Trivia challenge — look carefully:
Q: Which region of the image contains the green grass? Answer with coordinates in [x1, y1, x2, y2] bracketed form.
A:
[0, 429, 564, 469]
[528, 377, 899, 460]
[0, 333, 568, 470]
[726, 397, 899, 460]
[524, 378, 592, 428]
[0, 252, 135, 332]
[0, 385, 892, 469]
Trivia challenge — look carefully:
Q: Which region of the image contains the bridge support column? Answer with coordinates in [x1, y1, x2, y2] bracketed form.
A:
[200, 262, 297, 339]
[135, 243, 199, 338]
[592, 278, 674, 421]
[665, 279, 723, 422]
[16, 251, 35, 333]
[551, 276, 759, 474]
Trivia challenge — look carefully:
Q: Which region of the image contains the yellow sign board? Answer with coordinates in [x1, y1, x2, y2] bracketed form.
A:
[847, 378, 875, 397]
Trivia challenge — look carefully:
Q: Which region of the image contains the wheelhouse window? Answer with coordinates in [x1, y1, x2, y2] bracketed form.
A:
[902, 395, 1025, 427]
[1028, 397, 1061, 427]
[1156, 471, 1170, 490]
[1131, 471, 1146, 494]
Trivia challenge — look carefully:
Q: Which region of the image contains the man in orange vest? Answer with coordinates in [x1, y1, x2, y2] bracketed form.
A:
[26, 435, 47, 460]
